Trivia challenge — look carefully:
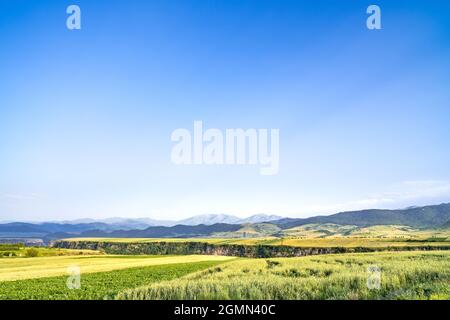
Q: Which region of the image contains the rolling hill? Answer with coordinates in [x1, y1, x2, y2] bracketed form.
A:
[271, 203, 450, 229]
[55, 223, 243, 240]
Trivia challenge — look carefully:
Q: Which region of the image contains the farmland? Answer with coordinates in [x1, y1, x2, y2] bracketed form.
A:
[1, 236, 450, 300]
[118, 251, 450, 300]
[0, 243, 101, 258]
[0, 254, 233, 282]
[0, 261, 226, 300]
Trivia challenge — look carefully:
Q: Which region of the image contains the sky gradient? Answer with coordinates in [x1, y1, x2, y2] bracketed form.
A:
[1, 0, 450, 221]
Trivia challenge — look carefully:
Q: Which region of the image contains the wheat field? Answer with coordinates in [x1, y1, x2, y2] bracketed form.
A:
[0, 254, 234, 282]
[118, 251, 450, 300]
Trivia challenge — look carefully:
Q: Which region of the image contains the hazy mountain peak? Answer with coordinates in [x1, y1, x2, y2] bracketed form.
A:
[34, 213, 286, 228]
[177, 214, 241, 226]
[241, 214, 284, 224]
[177, 213, 284, 226]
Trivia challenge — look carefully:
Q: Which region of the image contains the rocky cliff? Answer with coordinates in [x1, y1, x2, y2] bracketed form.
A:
[52, 240, 450, 258]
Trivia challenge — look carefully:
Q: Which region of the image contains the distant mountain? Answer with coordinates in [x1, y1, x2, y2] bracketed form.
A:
[0, 214, 284, 241]
[0, 223, 48, 234]
[240, 214, 284, 224]
[440, 220, 450, 229]
[104, 217, 175, 227]
[58, 223, 242, 239]
[177, 214, 283, 226]
[0, 221, 126, 237]
[177, 214, 241, 226]
[60, 217, 174, 228]
[272, 203, 450, 229]
[2, 203, 450, 242]
[60, 214, 284, 227]
[34, 215, 283, 241]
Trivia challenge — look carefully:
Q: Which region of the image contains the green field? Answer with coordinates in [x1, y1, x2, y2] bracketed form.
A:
[118, 251, 450, 300]
[0, 261, 226, 300]
[0, 243, 101, 258]
[0, 254, 234, 281]
[280, 224, 450, 240]
[2, 237, 450, 300]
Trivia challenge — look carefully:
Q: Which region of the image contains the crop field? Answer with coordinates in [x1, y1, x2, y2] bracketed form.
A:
[280, 224, 450, 239]
[0, 244, 102, 258]
[269, 238, 450, 248]
[0, 261, 226, 300]
[118, 251, 450, 300]
[2, 238, 450, 300]
[0, 254, 234, 281]
[1, 246, 449, 300]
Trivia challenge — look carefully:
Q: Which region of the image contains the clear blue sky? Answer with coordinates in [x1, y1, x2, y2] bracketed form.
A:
[1, 0, 450, 221]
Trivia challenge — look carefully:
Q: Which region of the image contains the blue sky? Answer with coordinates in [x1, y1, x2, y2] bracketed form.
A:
[1, 0, 450, 221]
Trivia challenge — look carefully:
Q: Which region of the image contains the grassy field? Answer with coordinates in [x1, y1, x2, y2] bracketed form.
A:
[280, 224, 450, 239]
[1, 245, 449, 300]
[0, 261, 226, 300]
[0, 244, 101, 258]
[0, 254, 234, 281]
[118, 251, 450, 300]
[2, 235, 450, 300]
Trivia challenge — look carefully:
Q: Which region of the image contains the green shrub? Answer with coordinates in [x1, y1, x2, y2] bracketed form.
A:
[265, 260, 281, 269]
[25, 248, 40, 257]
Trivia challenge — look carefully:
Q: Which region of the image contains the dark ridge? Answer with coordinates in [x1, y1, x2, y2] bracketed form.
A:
[271, 203, 450, 229]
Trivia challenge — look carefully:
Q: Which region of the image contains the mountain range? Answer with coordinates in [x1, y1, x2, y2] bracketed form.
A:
[271, 203, 450, 229]
[1, 203, 450, 243]
[56, 213, 283, 228]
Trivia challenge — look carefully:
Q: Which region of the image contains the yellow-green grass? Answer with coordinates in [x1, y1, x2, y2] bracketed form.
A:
[273, 238, 450, 248]
[0, 246, 102, 258]
[287, 224, 450, 239]
[63, 237, 283, 247]
[63, 237, 267, 243]
[0, 254, 234, 282]
[0, 261, 227, 300]
[65, 236, 450, 248]
[118, 251, 450, 300]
